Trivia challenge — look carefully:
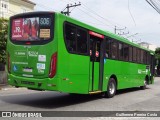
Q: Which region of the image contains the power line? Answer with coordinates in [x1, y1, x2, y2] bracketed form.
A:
[81, 3, 116, 27]
[76, 7, 113, 29]
[69, 0, 127, 28]
[33, 0, 132, 34]
[72, 1, 131, 34]
[12, 0, 143, 42]
[60, 0, 113, 28]
[146, 0, 160, 14]
[128, 0, 136, 26]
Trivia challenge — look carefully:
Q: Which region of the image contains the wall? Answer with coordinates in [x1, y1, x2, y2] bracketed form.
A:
[0, 64, 7, 85]
[0, 0, 35, 18]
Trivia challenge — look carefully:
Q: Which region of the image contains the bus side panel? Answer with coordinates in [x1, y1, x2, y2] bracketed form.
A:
[103, 59, 146, 91]
[103, 59, 132, 91]
[57, 14, 90, 94]
[69, 55, 90, 94]
[58, 54, 90, 94]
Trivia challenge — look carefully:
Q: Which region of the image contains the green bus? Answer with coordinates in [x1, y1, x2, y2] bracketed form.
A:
[7, 11, 155, 98]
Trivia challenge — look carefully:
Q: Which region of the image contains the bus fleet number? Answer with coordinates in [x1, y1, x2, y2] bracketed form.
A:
[40, 18, 50, 26]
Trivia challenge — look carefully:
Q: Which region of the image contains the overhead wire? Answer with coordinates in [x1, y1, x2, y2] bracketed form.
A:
[63, 0, 114, 29]
[81, 3, 116, 27]
[32, 0, 160, 45]
[128, 0, 136, 26]
[76, 7, 112, 28]
[70, 6, 76, 13]
[71, 0, 128, 27]
[6, 0, 146, 42]
[68, 0, 131, 33]
[146, 0, 160, 14]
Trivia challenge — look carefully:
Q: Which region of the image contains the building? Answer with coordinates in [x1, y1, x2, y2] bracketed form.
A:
[0, 0, 36, 18]
[138, 42, 157, 51]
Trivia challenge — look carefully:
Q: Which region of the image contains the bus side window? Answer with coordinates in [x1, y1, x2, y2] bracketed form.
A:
[123, 44, 129, 61]
[106, 39, 110, 58]
[144, 51, 147, 64]
[141, 50, 144, 63]
[77, 28, 87, 54]
[129, 46, 133, 62]
[133, 47, 137, 62]
[65, 23, 88, 55]
[137, 49, 141, 63]
[147, 52, 151, 65]
[118, 43, 123, 60]
[65, 24, 76, 52]
[111, 40, 118, 59]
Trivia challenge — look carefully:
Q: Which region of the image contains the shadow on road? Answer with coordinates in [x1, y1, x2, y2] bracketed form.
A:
[116, 87, 150, 95]
[0, 87, 149, 109]
[0, 91, 100, 109]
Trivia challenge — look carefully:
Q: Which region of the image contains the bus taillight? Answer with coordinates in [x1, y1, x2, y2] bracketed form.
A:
[8, 53, 11, 73]
[49, 53, 57, 78]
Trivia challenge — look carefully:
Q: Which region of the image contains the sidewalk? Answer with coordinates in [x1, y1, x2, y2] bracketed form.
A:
[0, 85, 27, 91]
[0, 85, 13, 91]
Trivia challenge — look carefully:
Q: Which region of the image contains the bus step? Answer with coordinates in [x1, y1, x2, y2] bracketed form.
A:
[89, 91, 102, 94]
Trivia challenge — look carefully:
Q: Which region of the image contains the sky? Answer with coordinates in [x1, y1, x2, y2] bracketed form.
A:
[31, 0, 160, 47]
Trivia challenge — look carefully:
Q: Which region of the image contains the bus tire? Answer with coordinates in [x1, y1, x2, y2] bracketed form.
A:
[103, 78, 116, 98]
[140, 78, 147, 90]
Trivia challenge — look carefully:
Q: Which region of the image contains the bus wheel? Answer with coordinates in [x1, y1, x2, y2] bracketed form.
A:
[140, 78, 147, 90]
[103, 78, 116, 98]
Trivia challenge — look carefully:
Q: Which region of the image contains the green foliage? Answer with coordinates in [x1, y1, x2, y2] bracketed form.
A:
[155, 47, 160, 65]
[0, 18, 8, 64]
[155, 47, 160, 59]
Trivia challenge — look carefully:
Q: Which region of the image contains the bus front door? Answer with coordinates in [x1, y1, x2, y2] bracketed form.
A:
[89, 36, 104, 92]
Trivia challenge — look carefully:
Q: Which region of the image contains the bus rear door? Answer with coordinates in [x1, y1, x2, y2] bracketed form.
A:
[89, 31, 105, 93]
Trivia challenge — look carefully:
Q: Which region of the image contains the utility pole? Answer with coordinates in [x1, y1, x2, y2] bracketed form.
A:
[132, 39, 141, 43]
[61, 2, 81, 16]
[115, 26, 129, 35]
[118, 31, 129, 36]
[126, 33, 138, 38]
[114, 26, 117, 34]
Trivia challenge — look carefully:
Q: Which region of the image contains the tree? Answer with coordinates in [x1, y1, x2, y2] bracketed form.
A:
[155, 47, 160, 75]
[155, 47, 160, 59]
[0, 18, 8, 64]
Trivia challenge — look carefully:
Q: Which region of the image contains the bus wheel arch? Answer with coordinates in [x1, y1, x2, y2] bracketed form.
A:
[110, 74, 118, 89]
[140, 75, 149, 90]
[102, 74, 117, 98]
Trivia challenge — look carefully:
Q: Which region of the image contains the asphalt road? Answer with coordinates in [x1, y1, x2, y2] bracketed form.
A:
[0, 77, 160, 120]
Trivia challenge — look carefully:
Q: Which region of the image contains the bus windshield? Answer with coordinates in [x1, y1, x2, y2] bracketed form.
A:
[11, 13, 54, 43]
